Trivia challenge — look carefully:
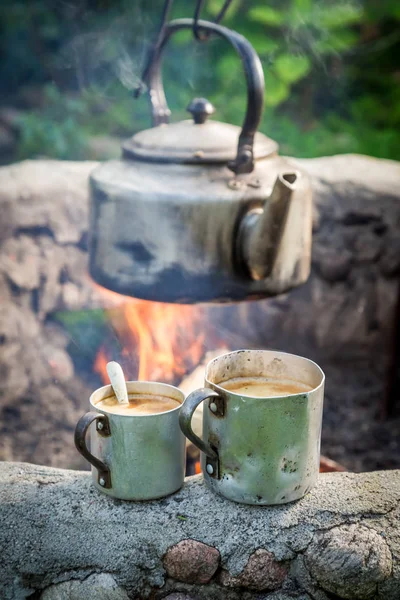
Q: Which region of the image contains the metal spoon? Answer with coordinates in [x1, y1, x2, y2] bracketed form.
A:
[106, 361, 129, 404]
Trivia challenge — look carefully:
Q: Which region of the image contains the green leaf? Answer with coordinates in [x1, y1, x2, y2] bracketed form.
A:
[208, 0, 241, 19]
[248, 7, 284, 27]
[274, 54, 311, 84]
[248, 34, 279, 55]
[318, 4, 363, 29]
[264, 73, 290, 106]
[293, 0, 312, 12]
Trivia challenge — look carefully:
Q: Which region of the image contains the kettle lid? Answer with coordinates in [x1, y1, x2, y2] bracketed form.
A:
[122, 97, 278, 164]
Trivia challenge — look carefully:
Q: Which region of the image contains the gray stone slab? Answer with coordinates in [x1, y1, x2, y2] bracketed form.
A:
[0, 462, 399, 599]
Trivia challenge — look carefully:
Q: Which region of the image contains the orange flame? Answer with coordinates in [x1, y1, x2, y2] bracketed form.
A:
[93, 291, 206, 385]
[93, 348, 109, 384]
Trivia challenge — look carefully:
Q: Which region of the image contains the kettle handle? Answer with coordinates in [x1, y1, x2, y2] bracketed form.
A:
[136, 18, 265, 175]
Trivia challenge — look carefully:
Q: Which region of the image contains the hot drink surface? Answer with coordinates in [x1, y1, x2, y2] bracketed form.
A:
[220, 376, 313, 397]
[96, 393, 181, 415]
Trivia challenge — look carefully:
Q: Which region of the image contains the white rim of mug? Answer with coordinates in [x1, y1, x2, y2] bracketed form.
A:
[206, 349, 325, 398]
[90, 381, 185, 417]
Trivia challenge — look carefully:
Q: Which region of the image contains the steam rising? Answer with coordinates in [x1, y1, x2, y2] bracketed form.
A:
[116, 49, 145, 92]
[59, 9, 152, 94]
[58, 7, 218, 103]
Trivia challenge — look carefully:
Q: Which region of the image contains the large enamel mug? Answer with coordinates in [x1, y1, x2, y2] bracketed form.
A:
[179, 350, 324, 505]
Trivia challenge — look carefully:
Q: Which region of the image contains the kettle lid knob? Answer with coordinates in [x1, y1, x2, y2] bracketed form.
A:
[187, 97, 215, 124]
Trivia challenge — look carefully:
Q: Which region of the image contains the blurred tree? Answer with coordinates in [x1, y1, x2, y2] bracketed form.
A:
[0, 0, 398, 160]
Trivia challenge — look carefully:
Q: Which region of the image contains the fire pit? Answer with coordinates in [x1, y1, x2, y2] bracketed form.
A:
[0, 151, 399, 597]
[1, 155, 400, 475]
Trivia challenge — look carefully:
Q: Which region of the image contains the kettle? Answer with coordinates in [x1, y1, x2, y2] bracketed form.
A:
[89, 18, 312, 303]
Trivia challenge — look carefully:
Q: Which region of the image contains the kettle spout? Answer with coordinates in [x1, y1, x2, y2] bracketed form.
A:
[238, 172, 299, 280]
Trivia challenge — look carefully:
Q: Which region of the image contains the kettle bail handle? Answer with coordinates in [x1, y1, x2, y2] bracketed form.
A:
[139, 18, 265, 175]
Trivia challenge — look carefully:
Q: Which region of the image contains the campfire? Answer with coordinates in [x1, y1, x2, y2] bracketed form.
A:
[82, 283, 343, 476]
[84, 284, 229, 475]
[92, 289, 207, 385]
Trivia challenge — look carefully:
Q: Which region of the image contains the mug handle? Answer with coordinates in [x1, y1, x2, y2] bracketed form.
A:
[179, 388, 221, 478]
[74, 411, 112, 489]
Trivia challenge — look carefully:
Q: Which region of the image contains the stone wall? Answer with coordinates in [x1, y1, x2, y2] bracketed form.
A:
[0, 156, 400, 599]
[1, 462, 399, 599]
[0, 160, 103, 468]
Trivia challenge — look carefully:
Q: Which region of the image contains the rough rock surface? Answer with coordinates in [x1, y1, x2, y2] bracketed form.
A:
[162, 595, 197, 600]
[41, 573, 130, 600]
[219, 549, 288, 591]
[0, 160, 102, 470]
[305, 524, 392, 599]
[163, 539, 220, 584]
[0, 462, 399, 599]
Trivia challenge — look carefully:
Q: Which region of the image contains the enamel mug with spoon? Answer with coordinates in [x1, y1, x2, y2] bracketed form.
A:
[74, 362, 186, 500]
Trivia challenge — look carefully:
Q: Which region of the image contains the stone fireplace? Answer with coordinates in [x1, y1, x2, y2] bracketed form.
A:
[0, 154, 400, 598]
[1, 155, 399, 471]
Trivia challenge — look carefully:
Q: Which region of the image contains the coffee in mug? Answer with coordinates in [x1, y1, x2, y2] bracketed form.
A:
[75, 381, 186, 500]
[95, 393, 181, 415]
[220, 376, 313, 397]
[179, 349, 324, 506]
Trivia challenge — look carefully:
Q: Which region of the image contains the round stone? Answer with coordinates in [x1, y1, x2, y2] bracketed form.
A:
[206, 464, 214, 475]
[305, 524, 392, 599]
[163, 539, 220, 584]
[219, 549, 288, 591]
[40, 573, 129, 599]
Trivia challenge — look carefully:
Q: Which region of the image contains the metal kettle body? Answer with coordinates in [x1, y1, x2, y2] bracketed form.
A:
[89, 18, 312, 304]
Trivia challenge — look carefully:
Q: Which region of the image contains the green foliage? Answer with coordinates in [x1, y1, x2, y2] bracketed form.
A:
[317, 4, 363, 29]
[264, 73, 290, 107]
[16, 85, 88, 160]
[2, 0, 399, 161]
[53, 309, 108, 364]
[274, 54, 311, 84]
[248, 7, 284, 26]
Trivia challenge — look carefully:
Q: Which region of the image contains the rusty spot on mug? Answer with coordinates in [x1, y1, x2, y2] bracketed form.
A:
[281, 458, 298, 474]
[208, 432, 220, 448]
